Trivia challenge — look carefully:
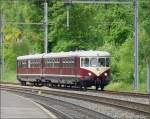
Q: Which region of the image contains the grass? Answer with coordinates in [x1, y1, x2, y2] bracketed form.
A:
[105, 81, 148, 93]
[1, 70, 17, 83]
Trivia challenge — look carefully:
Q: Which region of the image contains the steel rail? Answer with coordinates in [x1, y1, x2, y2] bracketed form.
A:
[1, 85, 150, 117]
[0, 81, 149, 98]
[37, 102, 74, 119]
[50, 86, 149, 98]
[1, 87, 112, 119]
[90, 90, 149, 98]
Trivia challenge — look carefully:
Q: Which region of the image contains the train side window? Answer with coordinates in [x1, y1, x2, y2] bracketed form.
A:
[20, 61, 22, 67]
[81, 58, 84, 67]
[28, 60, 31, 68]
[33, 60, 35, 67]
[36, 60, 38, 67]
[31, 60, 34, 68]
[65, 58, 69, 67]
[62, 58, 65, 67]
[44, 59, 48, 67]
[22, 61, 26, 68]
[37, 60, 39, 67]
[47, 59, 49, 67]
[52, 58, 55, 67]
[54, 58, 60, 67]
[34, 60, 36, 67]
[18, 61, 20, 67]
[25, 61, 27, 68]
[62, 58, 74, 68]
[17, 61, 19, 67]
[98, 58, 105, 67]
[47, 58, 54, 68]
[84, 58, 89, 67]
[106, 58, 110, 67]
[70, 58, 74, 68]
[67, 58, 71, 68]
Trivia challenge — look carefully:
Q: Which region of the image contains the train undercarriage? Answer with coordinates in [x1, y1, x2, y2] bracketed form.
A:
[18, 76, 107, 91]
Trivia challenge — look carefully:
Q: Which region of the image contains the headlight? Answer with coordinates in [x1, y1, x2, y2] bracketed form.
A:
[88, 72, 92, 76]
[104, 73, 108, 76]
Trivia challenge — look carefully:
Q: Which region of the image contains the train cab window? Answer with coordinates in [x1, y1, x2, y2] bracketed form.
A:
[90, 58, 98, 67]
[81, 58, 84, 67]
[81, 58, 89, 67]
[106, 58, 110, 67]
[84, 58, 89, 67]
[98, 58, 105, 67]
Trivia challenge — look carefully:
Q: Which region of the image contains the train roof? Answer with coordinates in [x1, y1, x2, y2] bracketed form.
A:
[17, 54, 45, 60]
[17, 51, 110, 60]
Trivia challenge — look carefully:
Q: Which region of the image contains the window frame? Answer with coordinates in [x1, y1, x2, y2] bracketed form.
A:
[80, 57, 110, 68]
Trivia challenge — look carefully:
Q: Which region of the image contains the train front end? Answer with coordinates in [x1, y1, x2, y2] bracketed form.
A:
[79, 53, 110, 90]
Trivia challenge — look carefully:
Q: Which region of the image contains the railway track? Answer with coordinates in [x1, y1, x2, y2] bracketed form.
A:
[1, 86, 112, 119]
[1, 84, 150, 118]
[0, 81, 149, 98]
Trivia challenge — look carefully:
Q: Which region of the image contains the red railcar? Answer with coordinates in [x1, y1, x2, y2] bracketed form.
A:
[17, 51, 110, 90]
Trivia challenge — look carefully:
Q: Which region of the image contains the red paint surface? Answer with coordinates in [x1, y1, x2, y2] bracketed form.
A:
[17, 57, 110, 82]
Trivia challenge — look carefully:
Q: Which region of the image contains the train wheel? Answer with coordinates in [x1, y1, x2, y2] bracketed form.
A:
[79, 82, 83, 90]
[47, 82, 51, 87]
[101, 85, 104, 91]
[34, 82, 38, 86]
[96, 85, 99, 91]
[84, 86, 87, 91]
[69, 85, 72, 88]
[51, 83, 54, 87]
[64, 84, 67, 88]
[33, 82, 35, 86]
[83, 81, 87, 91]
[59, 84, 62, 87]
[21, 81, 26, 86]
[35, 82, 38, 86]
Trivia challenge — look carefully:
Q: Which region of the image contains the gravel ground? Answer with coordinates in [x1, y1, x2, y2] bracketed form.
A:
[42, 93, 149, 119]
[40, 86, 150, 105]
[12, 90, 149, 119]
